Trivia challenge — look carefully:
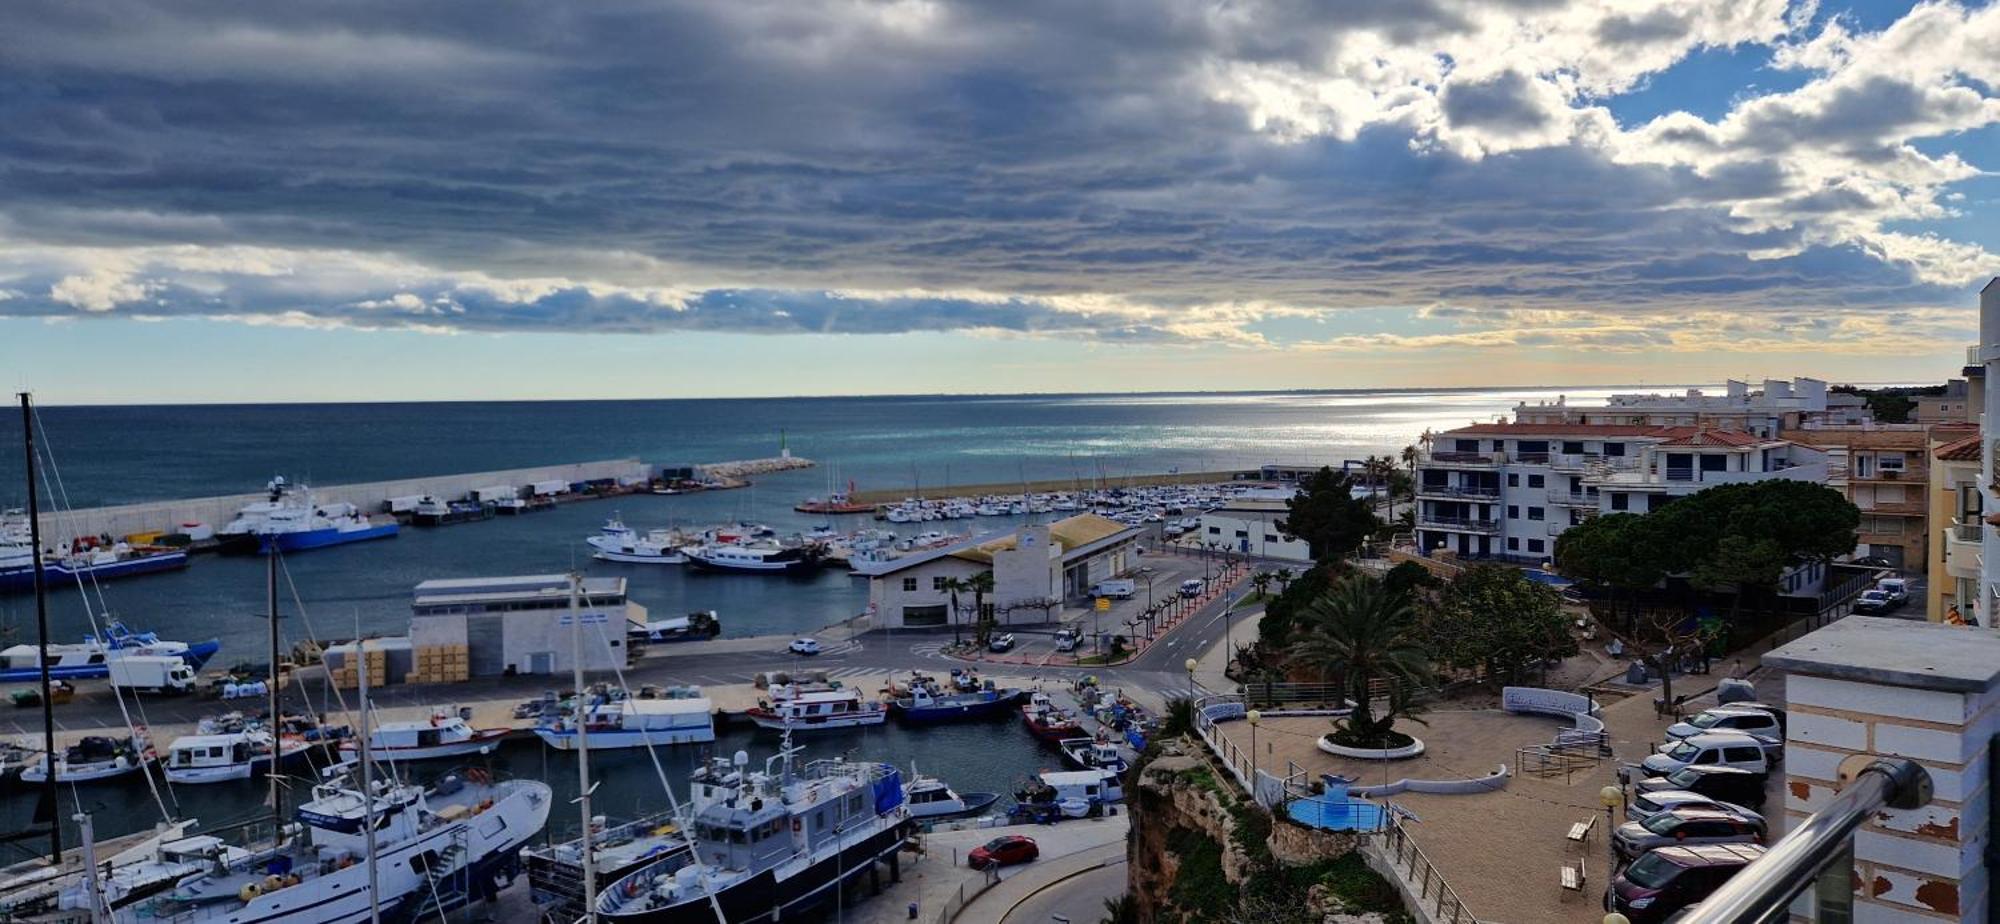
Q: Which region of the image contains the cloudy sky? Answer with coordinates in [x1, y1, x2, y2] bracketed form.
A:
[2, 0, 1996, 402]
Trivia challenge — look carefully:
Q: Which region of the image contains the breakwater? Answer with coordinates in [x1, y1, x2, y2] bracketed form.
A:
[846, 469, 1248, 505]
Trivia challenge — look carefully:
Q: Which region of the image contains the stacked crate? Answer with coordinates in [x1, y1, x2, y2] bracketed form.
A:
[409, 645, 471, 685]
[327, 644, 396, 689]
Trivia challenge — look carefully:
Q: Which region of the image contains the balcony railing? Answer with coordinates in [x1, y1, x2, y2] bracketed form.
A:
[1953, 519, 1983, 542]
[1548, 491, 1598, 507]
[1417, 516, 1500, 533]
[1678, 758, 1931, 923]
[1514, 452, 1551, 465]
[1424, 451, 1501, 467]
[1416, 484, 1501, 500]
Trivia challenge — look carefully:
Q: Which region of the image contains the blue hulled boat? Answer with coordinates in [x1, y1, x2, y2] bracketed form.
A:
[890, 672, 1021, 724]
[0, 621, 220, 682]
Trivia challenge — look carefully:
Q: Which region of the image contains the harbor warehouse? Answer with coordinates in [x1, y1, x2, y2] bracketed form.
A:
[868, 514, 1142, 629]
[410, 575, 640, 676]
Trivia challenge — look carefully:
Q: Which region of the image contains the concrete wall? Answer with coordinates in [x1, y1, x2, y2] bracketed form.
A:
[866, 556, 985, 629]
[30, 458, 651, 546]
[992, 526, 1060, 608]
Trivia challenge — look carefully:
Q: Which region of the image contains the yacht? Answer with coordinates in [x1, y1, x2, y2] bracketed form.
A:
[71, 766, 551, 922]
[534, 694, 716, 750]
[162, 728, 312, 785]
[527, 813, 693, 923]
[684, 543, 822, 575]
[20, 734, 153, 785]
[588, 517, 691, 565]
[337, 708, 507, 763]
[903, 771, 1000, 820]
[596, 741, 912, 923]
[745, 684, 886, 731]
[0, 622, 220, 682]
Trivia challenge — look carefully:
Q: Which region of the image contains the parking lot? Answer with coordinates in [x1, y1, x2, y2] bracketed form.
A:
[978, 543, 1249, 663]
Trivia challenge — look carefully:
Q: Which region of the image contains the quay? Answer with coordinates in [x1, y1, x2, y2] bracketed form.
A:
[847, 469, 1249, 506]
[25, 455, 815, 546]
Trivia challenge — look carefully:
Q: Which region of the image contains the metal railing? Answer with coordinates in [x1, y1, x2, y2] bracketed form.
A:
[1548, 490, 1598, 507]
[1952, 519, 1983, 542]
[1679, 758, 1931, 923]
[1425, 451, 1503, 466]
[932, 867, 1001, 924]
[1416, 516, 1501, 533]
[1375, 812, 1481, 924]
[1416, 484, 1502, 499]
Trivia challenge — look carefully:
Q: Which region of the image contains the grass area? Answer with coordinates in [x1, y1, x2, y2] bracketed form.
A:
[1165, 826, 1233, 917]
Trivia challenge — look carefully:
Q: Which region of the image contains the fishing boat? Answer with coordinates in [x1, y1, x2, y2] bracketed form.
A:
[337, 708, 508, 762]
[684, 542, 823, 575]
[1009, 768, 1124, 823]
[794, 481, 875, 515]
[889, 673, 1021, 724]
[903, 770, 1000, 820]
[527, 813, 693, 923]
[161, 727, 313, 784]
[72, 764, 552, 922]
[595, 737, 913, 923]
[1021, 692, 1084, 744]
[0, 536, 189, 594]
[534, 694, 716, 750]
[20, 734, 154, 785]
[411, 494, 494, 526]
[216, 478, 399, 553]
[628, 611, 721, 644]
[0, 621, 221, 682]
[1058, 736, 1131, 775]
[589, 517, 691, 564]
[745, 684, 886, 731]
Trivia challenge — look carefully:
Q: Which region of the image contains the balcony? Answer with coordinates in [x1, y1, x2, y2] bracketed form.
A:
[1416, 515, 1500, 534]
[1858, 498, 1926, 516]
[1514, 452, 1551, 465]
[1415, 483, 1501, 500]
[1421, 451, 1503, 469]
[1547, 490, 1598, 507]
[1944, 518, 1981, 580]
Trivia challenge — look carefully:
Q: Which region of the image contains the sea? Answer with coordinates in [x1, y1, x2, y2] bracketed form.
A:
[0, 387, 1646, 856]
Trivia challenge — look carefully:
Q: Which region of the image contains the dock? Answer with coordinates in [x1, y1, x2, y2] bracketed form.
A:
[846, 469, 1248, 506]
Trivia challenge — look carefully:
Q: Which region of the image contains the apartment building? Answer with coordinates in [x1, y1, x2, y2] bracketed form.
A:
[1783, 426, 1933, 571]
[1415, 422, 1829, 592]
[1915, 378, 1976, 423]
[1511, 377, 1846, 438]
[1927, 431, 1982, 624]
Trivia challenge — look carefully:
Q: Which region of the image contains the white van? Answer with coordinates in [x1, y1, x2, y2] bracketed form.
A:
[1091, 579, 1136, 599]
[1640, 732, 1770, 777]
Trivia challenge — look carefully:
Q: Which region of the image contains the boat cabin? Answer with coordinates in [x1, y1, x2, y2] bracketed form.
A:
[1036, 770, 1124, 805]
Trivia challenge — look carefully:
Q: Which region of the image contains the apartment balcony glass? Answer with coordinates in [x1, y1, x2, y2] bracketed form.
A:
[1421, 451, 1502, 468]
[1415, 514, 1500, 534]
[1547, 490, 1598, 507]
[1414, 483, 1501, 500]
[1944, 519, 1982, 581]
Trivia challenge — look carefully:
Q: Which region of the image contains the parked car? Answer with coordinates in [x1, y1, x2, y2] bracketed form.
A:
[1613, 808, 1764, 860]
[1640, 732, 1770, 777]
[1635, 765, 1769, 810]
[1179, 579, 1205, 598]
[988, 633, 1017, 653]
[1666, 706, 1785, 744]
[1850, 555, 1896, 570]
[1853, 589, 1902, 615]
[968, 835, 1039, 870]
[1625, 790, 1764, 825]
[1054, 628, 1080, 652]
[788, 638, 821, 656]
[1608, 844, 1767, 923]
[1877, 577, 1910, 605]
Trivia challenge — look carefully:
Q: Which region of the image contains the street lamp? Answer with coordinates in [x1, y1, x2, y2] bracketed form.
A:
[1599, 784, 1623, 866]
[1246, 710, 1263, 785]
[1184, 657, 1198, 705]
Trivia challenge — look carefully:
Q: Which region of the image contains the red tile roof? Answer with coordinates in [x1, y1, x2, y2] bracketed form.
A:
[1935, 434, 1981, 462]
[1653, 429, 1764, 447]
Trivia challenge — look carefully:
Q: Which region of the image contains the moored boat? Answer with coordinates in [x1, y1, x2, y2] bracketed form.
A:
[20, 734, 154, 785]
[527, 813, 693, 922]
[0, 622, 220, 683]
[1058, 736, 1131, 775]
[904, 770, 1000, 820]
[1021, 692, 1084, 744]
[589, 517, 691, 564]
[534, 694, 716, 750]
[217, 479, 399, 553]
[161, 728, 313, 784]
[745, 684, 886, 731]
[338, 708, 508, 762]
[889, 673, 1021, 724]
[684, 542, 823, 575]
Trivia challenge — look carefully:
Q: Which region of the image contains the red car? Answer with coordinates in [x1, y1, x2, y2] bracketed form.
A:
[968, 835, 1039, 870]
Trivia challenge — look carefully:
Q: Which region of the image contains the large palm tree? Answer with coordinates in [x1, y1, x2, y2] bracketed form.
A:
[940, 576, 969, 646]
[1288, 574, 1434, 744]
[969, 570, 997, 646]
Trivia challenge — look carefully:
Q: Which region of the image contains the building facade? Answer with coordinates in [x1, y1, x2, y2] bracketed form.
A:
[409, 574, 637, 676]
[1197, 499, 1311, 563]
[1510, 377, 1848, 437]
[1928, 432, 1982, 624]
[1416, 422, 1828, 589]
[1783, 425, 1935, 571]
[866, 514, 1142, 629]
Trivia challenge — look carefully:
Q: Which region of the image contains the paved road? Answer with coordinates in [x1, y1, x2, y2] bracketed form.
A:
[999, 855, 1129, 924]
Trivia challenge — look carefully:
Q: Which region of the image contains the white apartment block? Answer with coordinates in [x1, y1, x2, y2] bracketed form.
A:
[1512, 377, 1852, 438]
[1415, 423, 1830, 593]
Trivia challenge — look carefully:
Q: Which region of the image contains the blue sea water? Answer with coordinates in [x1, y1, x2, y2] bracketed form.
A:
[0, 388, 1634, 654]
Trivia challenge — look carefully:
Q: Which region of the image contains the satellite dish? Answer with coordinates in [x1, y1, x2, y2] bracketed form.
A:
[734, 750, 750, 767]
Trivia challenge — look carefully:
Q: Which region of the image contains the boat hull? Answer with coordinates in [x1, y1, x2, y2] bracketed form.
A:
[339, 730, 506, 762]
[0, 637, 221, 682]
[257, 522, 399, 553]
[892, 694, 1019, 724]
[908, 791, 1000, 819]
[593, 550, 689, 565]
[602, 820, 912, 924]
[685, 557, 819, 575]
[534, 725, 716, 750]
[163, 744, 314, 784]
[0, 550, 190, 593]
[744, 710, 885, 731]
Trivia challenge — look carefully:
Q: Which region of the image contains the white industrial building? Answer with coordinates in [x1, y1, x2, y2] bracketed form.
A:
[866, 514, 1142, 629]
[1196, 488, 1312, 563]
[409, 574, 640, 676]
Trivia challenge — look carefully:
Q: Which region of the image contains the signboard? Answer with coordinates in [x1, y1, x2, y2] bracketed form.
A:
[1095, 597, 1111, 612]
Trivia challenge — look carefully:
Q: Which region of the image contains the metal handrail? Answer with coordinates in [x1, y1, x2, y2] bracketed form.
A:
[1679, 758, 1931, 924]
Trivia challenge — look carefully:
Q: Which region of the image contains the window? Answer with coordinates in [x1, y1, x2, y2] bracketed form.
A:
[1507, 538, 1520, 551]
[1723, 747, 1761, 763]
[1611, 494, 1629, 511]
[1528, 506, 1544, 521]
[1604, 443, 1625, 457]
[932, 576, 947, 591]
[1527, 474, 1544, 488]
[1507, 474, 1520, 487]
[1700, 454, 1726, 472]
[1455, 439, 1478, 452]
[1264, 534, 1279, 544]
[1562, 441, 1584, 454]
[902, 577, 918, 592]
[1507, 505, 1519, 519]
[1527, 539, 1545, 554]
[1207, 526, 1221, 535]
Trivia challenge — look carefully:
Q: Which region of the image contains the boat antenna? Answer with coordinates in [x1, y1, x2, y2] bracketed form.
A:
[357, 626, 381, 924]
[567, 571, 598, 923]
[267, 548, 283, 845]
[18, 392, 59, 865]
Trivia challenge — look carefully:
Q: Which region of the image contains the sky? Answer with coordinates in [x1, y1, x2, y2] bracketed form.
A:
[0, 0, 1997, 402]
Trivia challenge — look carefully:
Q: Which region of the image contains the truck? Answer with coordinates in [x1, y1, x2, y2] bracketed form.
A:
[108, 655, 197, 695]
[1090, 579, 1136, 600]
[531, 479, 570, 497]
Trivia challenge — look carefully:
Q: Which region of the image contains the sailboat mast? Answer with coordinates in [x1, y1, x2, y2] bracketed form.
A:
[266, 551, 282, 842]
[18, 392, 59, 864]
[358, 645, 380, 924]
[568, 572, 598, 922]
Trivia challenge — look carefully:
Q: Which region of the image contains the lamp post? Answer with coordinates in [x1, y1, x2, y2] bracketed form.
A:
[1185, 657, 1198, 705]
[1246, 709, 1263, 786]
[1599, 784, 1624, 867]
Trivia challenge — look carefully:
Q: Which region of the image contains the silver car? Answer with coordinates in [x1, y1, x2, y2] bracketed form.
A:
[1613, 808, 1766, 861]
[1626, 789, 1765, 826]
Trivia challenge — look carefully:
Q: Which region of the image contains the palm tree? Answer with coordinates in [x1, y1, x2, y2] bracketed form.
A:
[1274, 568, 1295, 594]
[1249, 570, 1273, 602]
[969, 570, 997, 646]
[940, 575, 969, 646]
[1287, 574, 1434, 745]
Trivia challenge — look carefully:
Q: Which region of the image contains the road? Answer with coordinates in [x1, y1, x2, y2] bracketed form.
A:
[999, 857, 1129, 924]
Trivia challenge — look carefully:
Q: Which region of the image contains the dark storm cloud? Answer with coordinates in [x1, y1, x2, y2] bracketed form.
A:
[0, 0, 1981, 342]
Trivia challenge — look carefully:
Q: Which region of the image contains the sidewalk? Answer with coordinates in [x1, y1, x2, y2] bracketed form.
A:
[851, 817, 1130, 924]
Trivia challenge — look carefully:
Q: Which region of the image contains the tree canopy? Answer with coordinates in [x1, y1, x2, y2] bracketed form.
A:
[1278, 467, 1381, 562]
[1421, 564, 1575, 686]
[1287, 573, 1433, 746]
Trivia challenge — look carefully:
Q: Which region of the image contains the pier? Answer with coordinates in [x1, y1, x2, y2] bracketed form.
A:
[846, 469, 1249, 506]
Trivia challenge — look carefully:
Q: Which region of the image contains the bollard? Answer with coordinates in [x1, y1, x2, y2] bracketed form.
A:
[908, 901, 919, 920]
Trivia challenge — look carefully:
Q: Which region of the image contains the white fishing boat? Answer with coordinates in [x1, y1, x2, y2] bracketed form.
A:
[534, 695, 716, 750]
[1058, 736, 1131, 775]
[337, 708, 507, 762]
[527, 813, 693, 922]
[745, 685, 886, 731]
[72, 764, 552, 923]
[162, 728, 312, 784]
[903, 769, 1000, 820]
[684, 542, 822, 575]
[20, 734, 153, 784]
[216, 477, 399, 553]
[588, 517, 690, 564]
